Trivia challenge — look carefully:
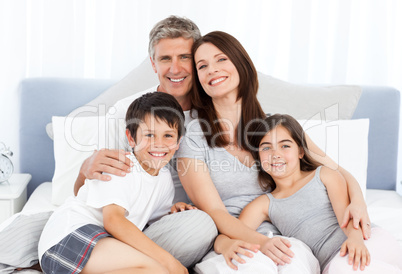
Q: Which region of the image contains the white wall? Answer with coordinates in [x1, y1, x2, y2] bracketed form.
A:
[1, 0, 402, 193]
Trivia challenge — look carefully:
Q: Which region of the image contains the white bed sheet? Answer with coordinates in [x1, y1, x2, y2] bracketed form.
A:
[21, 182, 57, 213]
[13, 185, 402, 274]
[365, 189, 402, 247]
[24, 185, 402, 244]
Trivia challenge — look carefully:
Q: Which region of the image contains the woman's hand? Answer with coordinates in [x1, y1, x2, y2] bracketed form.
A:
[170, 202, 197, 213]
[259, 236, 294, 266]
[340, 233, 371, 271]
[340, 202, 371, 240]
[214, 235, 259, 270]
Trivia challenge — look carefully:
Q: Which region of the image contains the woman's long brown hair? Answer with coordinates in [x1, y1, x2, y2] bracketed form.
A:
[191, 31, 266, 151]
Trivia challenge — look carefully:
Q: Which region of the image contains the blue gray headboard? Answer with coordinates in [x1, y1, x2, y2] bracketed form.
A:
[19, 78, 400, 197]
[352, 86, 400, 191]
[19, 78, 115, 196]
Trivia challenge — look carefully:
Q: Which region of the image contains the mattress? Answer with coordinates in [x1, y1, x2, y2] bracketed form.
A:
[7, 184, 402, 274]
[23, 184, 402, 242]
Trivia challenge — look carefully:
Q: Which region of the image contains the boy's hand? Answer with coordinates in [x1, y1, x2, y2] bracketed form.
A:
[259, 236, 294, 266]
[164, 257, 188, 274]
[170, 202, 197, 213]
[217, 237, 259, 270]
[340, 234, 371, 271]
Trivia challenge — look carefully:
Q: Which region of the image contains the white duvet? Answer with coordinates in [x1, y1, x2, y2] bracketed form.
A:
[1, 184, 401, 274]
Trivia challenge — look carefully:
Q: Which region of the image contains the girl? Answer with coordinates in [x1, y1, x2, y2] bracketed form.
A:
[217, 113, 402, 273]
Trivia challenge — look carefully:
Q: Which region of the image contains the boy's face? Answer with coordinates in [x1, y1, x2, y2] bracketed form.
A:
[126, 114, 181, 176]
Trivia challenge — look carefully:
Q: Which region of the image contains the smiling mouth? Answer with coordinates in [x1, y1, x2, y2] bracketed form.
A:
[271, 163, 285, 167]
[210, 77, 227, 85]
[168, 77, 186, 83]
[149, 152, 168, 157]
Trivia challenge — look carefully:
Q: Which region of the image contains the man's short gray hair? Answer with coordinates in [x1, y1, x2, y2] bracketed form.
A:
[148, 15, 201, 60]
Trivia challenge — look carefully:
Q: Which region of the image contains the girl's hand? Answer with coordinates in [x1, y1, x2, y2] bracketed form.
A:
[170, 202, 197, 213]
[216, 237, 260, 270]
[341, 202, 371, 240]
[260, 236, 294, 266]
[340, 235, 371, 271]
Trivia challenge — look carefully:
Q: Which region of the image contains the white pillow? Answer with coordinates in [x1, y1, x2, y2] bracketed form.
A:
[46, 58, 362, 140]
[52, 115, 107, 205]
[0, 210, 53, 270]
[258, 74, 362, 120]
[298, 119, 369, 198]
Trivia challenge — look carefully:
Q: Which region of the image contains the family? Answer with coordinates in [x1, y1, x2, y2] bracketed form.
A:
[38, 16, 402, 273]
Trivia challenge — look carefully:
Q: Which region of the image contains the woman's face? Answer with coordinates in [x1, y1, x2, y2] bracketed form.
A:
[194, 42, 240, 100]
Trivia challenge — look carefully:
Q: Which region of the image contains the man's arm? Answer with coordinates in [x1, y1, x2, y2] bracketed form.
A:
[73, 149, 132, 195]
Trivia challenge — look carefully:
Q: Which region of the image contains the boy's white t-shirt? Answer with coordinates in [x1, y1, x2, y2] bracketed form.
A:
[38, 154, 174, 261]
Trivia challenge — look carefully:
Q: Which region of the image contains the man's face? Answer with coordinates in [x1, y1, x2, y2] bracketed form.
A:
[150, 37, 193, 103]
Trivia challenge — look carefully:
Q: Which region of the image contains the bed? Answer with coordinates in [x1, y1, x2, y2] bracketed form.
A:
[1, 59, 401, 273]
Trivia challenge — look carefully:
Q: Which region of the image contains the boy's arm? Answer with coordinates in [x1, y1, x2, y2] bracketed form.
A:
[321, 167, 370, 271]
[73, 149, 132, 195]
[103, 204, 187, 273]
[305, 134, 371, 239]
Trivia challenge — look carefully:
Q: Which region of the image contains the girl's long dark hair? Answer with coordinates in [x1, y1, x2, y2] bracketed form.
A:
[248, 114, 321, 192]
[191, 31, 266, 151]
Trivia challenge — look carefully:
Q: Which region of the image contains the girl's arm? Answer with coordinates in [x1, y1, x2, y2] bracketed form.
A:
[305, 134, 371, 239]
[103, 204, 187, 274]
[320, 166, 370, 271]
[177, 158, 294, 266]
[238, 195, 271, 230]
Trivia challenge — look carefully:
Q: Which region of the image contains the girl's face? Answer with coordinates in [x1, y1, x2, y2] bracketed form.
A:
[259, 125, 304, 179]
[194, 42, 240, 100]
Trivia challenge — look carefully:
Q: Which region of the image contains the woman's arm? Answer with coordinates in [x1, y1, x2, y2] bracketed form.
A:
[177, 157, 293, 265]
[103, 204, 187, 273]
[305, 134, 371, 239]
[320, 166, 370, 271]
[213, 195, 269, 270]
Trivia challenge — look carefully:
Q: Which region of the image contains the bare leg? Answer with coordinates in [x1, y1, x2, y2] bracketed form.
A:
[81, 237, 168, 274]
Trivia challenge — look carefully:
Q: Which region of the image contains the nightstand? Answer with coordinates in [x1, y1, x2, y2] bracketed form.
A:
[0, 173, 31, 224]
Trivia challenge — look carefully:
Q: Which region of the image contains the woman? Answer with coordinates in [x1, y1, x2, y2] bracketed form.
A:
[176, 31, 370, 273]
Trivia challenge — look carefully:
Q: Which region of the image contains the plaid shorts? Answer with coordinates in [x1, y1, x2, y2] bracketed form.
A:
[41, 224, 111, 274]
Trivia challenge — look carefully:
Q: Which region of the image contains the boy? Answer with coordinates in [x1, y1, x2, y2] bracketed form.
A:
[38, 92, 190, 274]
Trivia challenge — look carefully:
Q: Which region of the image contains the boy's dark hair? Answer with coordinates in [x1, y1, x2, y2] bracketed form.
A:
[248, 114, 321, 192]
[125, 92, 185, 142]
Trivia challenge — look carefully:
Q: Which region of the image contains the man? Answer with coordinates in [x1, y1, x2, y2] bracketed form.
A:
[73, 16, 217, 268]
